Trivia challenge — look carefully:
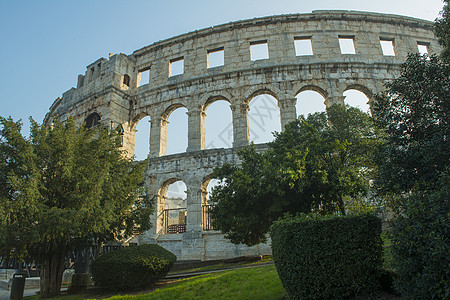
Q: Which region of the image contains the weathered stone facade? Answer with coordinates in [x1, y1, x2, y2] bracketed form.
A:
[44, 11, 440, 261]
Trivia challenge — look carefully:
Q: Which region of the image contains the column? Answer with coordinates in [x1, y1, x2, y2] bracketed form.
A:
[279, 97, 297, 129]
[231, 103, 250, 148]
[185, 187, 203, 233]
[149, 117, 168, 157]
[186, 109, 205, 152]
[181, 184, 205, 260]
[327, 92, 346, 107]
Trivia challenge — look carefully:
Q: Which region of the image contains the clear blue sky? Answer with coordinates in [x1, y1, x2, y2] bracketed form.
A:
[0, 0, 444, 154]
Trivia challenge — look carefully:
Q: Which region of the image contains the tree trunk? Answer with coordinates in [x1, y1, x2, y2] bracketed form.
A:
[40, 242, 67, 298]
[337, 196, 346, 216]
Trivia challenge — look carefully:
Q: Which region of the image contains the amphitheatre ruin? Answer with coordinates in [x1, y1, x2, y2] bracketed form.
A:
[44, 10, 440, 261]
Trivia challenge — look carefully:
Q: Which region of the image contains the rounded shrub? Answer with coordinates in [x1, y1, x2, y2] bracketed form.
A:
[270, 213, 383, 300]
[91, 244, 177, 291]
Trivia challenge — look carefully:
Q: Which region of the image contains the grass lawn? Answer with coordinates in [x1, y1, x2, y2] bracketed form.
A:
[25, 264, 286, 300]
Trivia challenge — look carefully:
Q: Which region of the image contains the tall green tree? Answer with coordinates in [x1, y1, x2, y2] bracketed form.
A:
[373, 54, 449, 195]
[372, 2, 450, 297]
[209, 104, 381, 246]
[0, 117, 154, 298]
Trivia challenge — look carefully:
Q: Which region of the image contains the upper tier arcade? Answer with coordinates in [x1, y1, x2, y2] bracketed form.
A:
[44, 10, 439, 159]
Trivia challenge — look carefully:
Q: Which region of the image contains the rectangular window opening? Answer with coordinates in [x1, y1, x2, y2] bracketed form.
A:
[169, 57, 184, 77]
[207, 47, 224, 68]
[138, 68, 150, 86]
[294, 37, 313, 56]
[250, 40, 269, 61]
[338, 36, 356, 54]
[380, 39, 395, 56]
[417, 42, 429, 56]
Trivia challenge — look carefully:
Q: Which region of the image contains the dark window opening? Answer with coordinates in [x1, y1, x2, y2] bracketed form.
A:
[123, 74, 130, 86]
[85, 112, 101, 129]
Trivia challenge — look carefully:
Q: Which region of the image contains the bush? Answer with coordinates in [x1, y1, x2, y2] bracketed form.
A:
[390, 176, 450, 299]
[91, 244, 176, 291]
[270, 213, 382, 299]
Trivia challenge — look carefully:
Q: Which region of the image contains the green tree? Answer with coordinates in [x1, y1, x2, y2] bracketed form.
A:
[373, 54, 449, 196]
[372, 2, 450, 296]
[0, 117, 154, 298]
[209, 104, 381, 246]
[388, 175, 449, 299]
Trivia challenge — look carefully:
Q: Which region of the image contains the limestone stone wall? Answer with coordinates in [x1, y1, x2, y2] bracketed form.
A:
[44, 10, 440, 261]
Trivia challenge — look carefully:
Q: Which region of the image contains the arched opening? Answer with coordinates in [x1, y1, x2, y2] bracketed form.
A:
[201, 178, 222, 231]
[205, 99, 233, 149]
[248, 93, 281, 144]
[122, 74, 130, 87]
[158, 180, 187, 234]
[85, 112, 101, 129]
[343, 89, 371, 114]
[295, 90, 326, 119]
[165, 106, 188, 155]
[134, 115, 150, 161]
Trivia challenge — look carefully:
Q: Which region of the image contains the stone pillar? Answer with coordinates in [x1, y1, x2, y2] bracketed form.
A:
[279, 97, 297, 129]
[231, 103, 249, 148]
[327, 93, 346, 107]
[149, 117, 168, 157]
[186, 109, 205, 152]
[185, 187, 203, 233]
[181, 186, 205, 260]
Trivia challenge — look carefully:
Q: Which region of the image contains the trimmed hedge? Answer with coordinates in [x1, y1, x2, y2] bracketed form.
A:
[270, 213, 382, 299]
[91, 244, 176, 291]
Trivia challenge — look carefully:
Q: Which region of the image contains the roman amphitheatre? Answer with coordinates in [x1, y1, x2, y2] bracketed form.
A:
[44, 10, 440, 261]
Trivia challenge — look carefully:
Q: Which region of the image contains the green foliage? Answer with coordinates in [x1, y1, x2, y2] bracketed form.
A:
[209, 104, 382, 246]
[435, 0, 450, 61]
[0, 117, 154, 297]
[270, 213, 383, 299]
[373, 13, 450, 296]
[91, 244, 176, 292]
[373, 54, 450, 196]
[389, 173, 449, 299]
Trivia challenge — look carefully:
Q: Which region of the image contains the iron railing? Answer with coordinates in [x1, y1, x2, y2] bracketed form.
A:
[162, 208, 187, 234]
[202, 205, 216, 231]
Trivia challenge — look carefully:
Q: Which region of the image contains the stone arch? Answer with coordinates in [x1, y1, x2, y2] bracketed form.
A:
[295, 87, 327, 118]
[157, 178, 188, 235]
[344, 84, 374, 100]
[160, 103, 189, 155]
[295, 84, 329, 100]
[201, 175, 221, 231]
[200, 176, 212, 205]
[204, 96, 234, 149]
[343, 84, 374, 113]
[132, 113, 151, 161]
[202, 93, 233, 110]
[161, 103, 188, 120]
[244, 86, 280, 105]
[84, 112, 101, 128]
[247, 89, 282, 144]
[130, 112, 151, 131]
